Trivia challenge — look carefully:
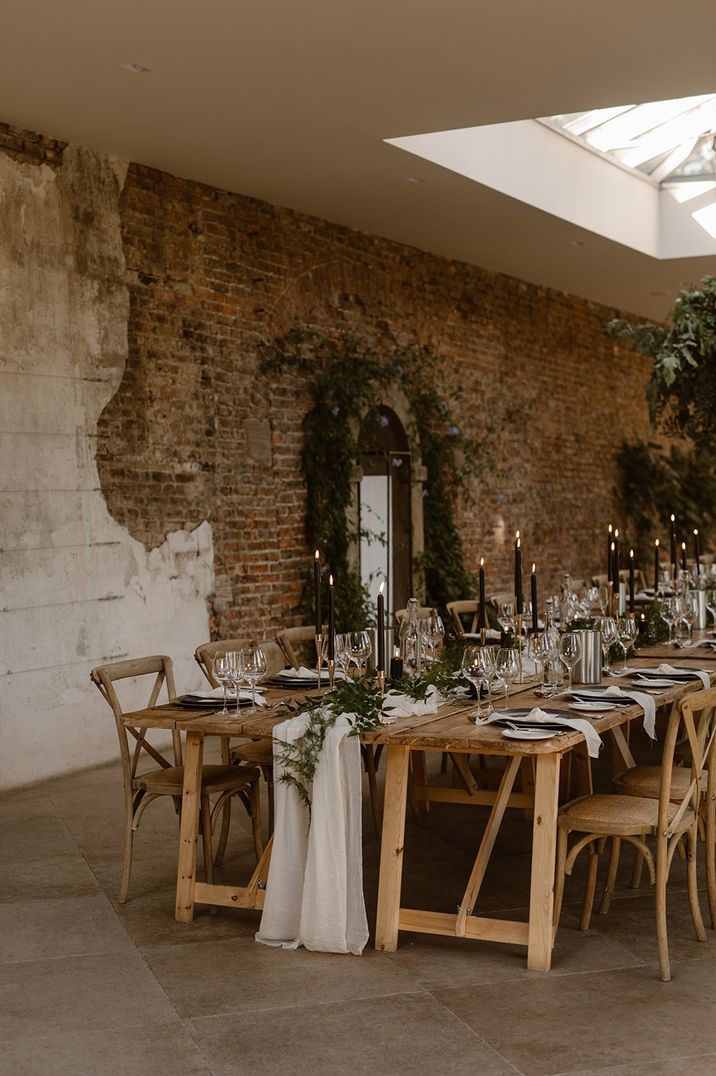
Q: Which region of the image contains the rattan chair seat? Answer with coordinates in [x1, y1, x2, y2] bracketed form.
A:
[559, 793, 694, 836]
[134, 764, 260, 796]
[614, 764, 706, 802]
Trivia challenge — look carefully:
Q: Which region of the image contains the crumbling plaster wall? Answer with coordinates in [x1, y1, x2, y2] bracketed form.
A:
[0, 145, 213, 790]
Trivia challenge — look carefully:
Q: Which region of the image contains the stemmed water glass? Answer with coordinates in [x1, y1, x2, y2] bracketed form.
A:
[616, 617, 637, 673]
[599, 616, 617, 673]
[495, 647, 520, 708]
[461, 646, 487, 721]
[348, 631, 372, 680]
[239, 644, 267, 713]
[680, 591, 697, 646]
[213, 650, 233, 716]
[559, 632, 581, 692]
[498, 602, 516, 636]
[229, 649, 244, 715]
[479, 645, 498, 713]
[661, 596, 681, 645]
[335, 633, 351, 680]
[421, 613, 445, 663]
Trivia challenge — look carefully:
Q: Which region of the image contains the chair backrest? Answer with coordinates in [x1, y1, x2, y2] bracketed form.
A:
[195, 637, 286, 686]
[658, 687, 716, 841]
[446, 599, 478, 637]
[591, 574, 608, 588]
[90, 656, 180, 789]
[276, 626, 327, 670]
[394, 606, 436, 624]
[487, 591, 515, 611]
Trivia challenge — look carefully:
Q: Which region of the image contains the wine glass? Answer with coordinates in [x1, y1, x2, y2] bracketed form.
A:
[348, 631, 372, 680]
[335, 633, 350, 679]
[239, 645, 267, 713]
[661, 596, 681, 645]
[599, 616, 617, 673]
[213, 650, 233, 716]
[421, 613, 445, 663]
[559, 632, 581, 692]
[680, 591, 698, 646]
[495, 647, 520, 708]
[461, 646, 486, 721]
[616, 618, 637, 673]
[706, 590, 716, 636]
[479, 645, 498, 713]
[498, 601, 516, 635]
[228, 649, 244, 715]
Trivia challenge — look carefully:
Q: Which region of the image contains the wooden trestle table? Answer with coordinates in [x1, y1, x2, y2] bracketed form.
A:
[122, 639, 716, 973]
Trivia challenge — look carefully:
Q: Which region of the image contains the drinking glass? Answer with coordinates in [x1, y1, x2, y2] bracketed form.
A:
[239, 645, 267, 713]
[559, 632, 581, 692]
[461, 646, 486, 720]
[616, 617, 637, 673]
[335, 633, 350, 679]
[479, 645, 498, 713]
[498, 601, 516, 635]
[495, 647, 520, 708]
[599, 616, 617, 673]
[532, 631, 558, 696]
[421, 613, 444, 662]
[229, 649, 244, 715]
[680, 591, 697, 646]
[213, 650, 233, 716]
[348, 630, 372, 679]
[706, 591, 716, 636]
[661, 596, 680, 645]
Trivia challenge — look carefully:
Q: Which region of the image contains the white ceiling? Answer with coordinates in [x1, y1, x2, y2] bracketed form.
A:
[3, 0, 716, 318]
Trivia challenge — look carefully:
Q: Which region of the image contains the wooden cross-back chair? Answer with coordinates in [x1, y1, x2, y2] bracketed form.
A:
[194, 638, 285, 833]
[394, 606, 436, 625]
[275, 625, 328, 670]
[91, 655, 262, 903]
[446, 600, 480, 638]
[553, 688, 716, 981]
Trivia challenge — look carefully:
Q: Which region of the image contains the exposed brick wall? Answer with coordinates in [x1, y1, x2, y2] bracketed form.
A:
[0, 123, 66, 167]
[93, 161, 654, 640]
[0, 124, 654, 641]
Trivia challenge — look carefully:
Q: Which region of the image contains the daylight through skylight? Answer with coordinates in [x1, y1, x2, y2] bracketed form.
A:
[544, 94, 716, 186]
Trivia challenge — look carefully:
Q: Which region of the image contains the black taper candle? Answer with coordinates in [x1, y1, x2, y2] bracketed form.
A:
[610, 541, 616, 592]
[376, 582, 385, 672]
[607, 523, 613, 578]
[328, 574, 335, 660]
[629, 549, 635, 613]
[681, 541, 687, 572]
[313, 550, 321, 635]
[654, 538, 660, 592]
[530, 564, 538, 633]
[670, 514, 677, 572]
[614, 528, 620, 588]
[695, 529, 701, 574]
[514, 535, 523, 610]
[479, 557, 486, 630]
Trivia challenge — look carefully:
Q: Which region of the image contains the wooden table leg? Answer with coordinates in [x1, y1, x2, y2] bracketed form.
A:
[175, 731, 203, 923]
[527, 751, 561, 971]
[375, 744, 410, 952]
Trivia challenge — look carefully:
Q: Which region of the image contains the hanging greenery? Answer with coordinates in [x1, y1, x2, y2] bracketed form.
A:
[260, 328, 487, 627]
[606, 276, 716, 553]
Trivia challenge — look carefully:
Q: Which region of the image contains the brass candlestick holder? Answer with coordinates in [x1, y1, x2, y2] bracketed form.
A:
[480, 627, 487, 647]
[327, 657, 336, 691]
[514, 612, 525, 683]
[314, 633, 324, 695]
[377, 669, 385, 697]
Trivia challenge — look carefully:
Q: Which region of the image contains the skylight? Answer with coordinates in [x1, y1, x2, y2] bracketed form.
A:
[544, 95, 716, 186]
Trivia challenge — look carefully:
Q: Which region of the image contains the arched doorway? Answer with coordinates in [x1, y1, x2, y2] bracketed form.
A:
[356, 404, 423, 617]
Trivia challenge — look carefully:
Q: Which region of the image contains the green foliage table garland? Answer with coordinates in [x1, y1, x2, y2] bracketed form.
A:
[275, 659, 466, 812]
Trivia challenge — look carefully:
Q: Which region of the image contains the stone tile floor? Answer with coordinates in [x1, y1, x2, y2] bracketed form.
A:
[2, 746, 716, 1076]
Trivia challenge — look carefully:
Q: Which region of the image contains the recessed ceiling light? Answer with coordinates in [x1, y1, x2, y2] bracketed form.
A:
[121, 63, 151, 75]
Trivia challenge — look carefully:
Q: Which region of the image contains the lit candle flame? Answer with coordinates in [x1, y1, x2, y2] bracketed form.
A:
[314, 549, 320, 560]
[695, 528, 699, 536]
[611, 541, 615, 552]
[531, 562, 536, 573]
[378, 580, 385, 595]
[517, 537, 521, 550]
[615, 528, 619, 539]
[329, 574, 334, 586]
[608, 523, 613, 534]
[515, 529, 520, 540]
[480, 556, 484, 567]
[655, 538, 660, 547]
[682, 541, 686, 550]
[670, 513, 675, 523]
[630, 548, 634, 558]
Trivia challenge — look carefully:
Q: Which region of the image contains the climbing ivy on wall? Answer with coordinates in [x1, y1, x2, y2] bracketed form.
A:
[260, 329, 486, 627]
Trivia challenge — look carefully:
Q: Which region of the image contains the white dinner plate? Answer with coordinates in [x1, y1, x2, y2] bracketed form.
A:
[501, 728, 557, 741]
[569, 701, 616, 713]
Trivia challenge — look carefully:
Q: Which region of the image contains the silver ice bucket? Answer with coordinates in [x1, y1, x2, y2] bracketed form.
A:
[573, 629, 602, 685]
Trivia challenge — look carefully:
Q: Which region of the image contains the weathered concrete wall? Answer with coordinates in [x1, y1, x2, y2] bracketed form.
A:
[0, 146, 213, 790]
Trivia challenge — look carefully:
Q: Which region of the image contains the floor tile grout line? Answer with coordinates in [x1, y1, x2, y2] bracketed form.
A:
[423, 989, 527, 1076]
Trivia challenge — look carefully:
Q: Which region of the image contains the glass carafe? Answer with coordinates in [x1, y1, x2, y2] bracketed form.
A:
[399, 597, 423, 675]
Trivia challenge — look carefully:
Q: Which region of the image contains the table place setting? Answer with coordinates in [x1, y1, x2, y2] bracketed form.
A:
[564, 685, 657, 739]
[475, 706, 604, 756]
[632, 664, 712, 689]
[177, 686, 268, 709]
[268, 665, 348, 688]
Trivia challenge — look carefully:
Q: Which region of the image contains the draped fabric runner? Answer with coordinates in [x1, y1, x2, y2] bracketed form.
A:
[479, 707, 603, 757]
[603, 686, 656, 739]
[256, 711, 368, 955]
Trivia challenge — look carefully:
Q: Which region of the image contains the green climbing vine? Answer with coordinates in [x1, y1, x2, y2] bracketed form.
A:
[260, 328, 489, 627]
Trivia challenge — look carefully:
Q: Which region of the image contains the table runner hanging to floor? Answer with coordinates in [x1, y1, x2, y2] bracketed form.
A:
[255, 710, 369, 955]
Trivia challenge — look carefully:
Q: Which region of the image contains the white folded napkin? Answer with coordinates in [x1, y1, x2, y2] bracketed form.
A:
[380, 684, 446, 724]
[655, 664, 711, 689]
[479, 706, 603, 758]
[274, 665, 323, 680]
[603, 686, 656, 740]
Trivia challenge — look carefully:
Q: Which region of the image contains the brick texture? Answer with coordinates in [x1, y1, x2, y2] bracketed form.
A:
[1, 126, 655, 640]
